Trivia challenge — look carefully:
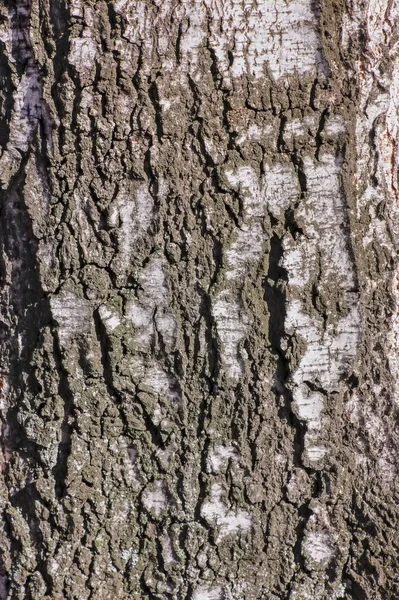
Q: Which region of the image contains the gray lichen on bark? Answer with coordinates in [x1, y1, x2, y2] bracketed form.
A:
[0, 0, 398, 599]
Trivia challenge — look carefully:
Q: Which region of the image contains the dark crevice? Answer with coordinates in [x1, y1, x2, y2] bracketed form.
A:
[315, 107, 329, 158]
[0, 41, 13, 149]
[291, 152, 308, 196]
[148, 77, 164, 143]
[263, 233, 307, 469]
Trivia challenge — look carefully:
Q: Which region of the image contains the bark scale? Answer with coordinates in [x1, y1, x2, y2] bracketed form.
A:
[0, 0, 398, 599]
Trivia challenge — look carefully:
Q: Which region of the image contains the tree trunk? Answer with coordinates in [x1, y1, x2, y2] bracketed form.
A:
[0, 0, 398, 598]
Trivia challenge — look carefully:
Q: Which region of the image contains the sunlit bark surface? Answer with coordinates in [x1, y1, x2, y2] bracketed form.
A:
[0, 1, 398, 598]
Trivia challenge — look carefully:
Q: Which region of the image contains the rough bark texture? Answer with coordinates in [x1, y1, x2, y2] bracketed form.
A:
[0, 0, 398, 598]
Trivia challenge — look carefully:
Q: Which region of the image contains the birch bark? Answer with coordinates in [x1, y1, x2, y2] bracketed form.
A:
[0, 1, 398, 599]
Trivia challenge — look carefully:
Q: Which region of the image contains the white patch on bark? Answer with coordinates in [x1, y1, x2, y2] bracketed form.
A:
[224, 153, 357, 442]
[193, 587, 223, 600]
[142, 363, 180, 404]
[225, 223, 264, 280]
[142, 480, 169, 517]
[283, 153, 360, 463]
[213, 169, 259, 378]
[286, 300, 360, 395]
[8, 72, 41, 152]
[355, 2, 399, 408]
[214, 163, 298, 381]
[201, 483, 251, 540]
[207, 445, 238, 473]
[179, 1, 207, 68]
[306, 445, 328, 462]
[283, 118, 307, 143]
[110, 183, 154, 281]
[161, 535, 176, 566]
[69, 36, 97, 72]
[124, 446, 142, 490]
[303, 532, 335, 563]
[264, 162, 299, 217]
[226, 162, 298, 219]
[225, 166, 262, 217]
[50, 292, 92, 345]
[213, 292, 249, 381]
[112, 0, 326, 86]
[354, 0, 399, 215]
[70, 0, 85, 17]
[237, 123, 274, 146]
[125, 255, 176, 351]
[299, 154, 357, 286]
[98, 306, 121, 332]
[205, 0, 326, 82]
[112, 0, 176, 72]
[324, 115, 346, 136]
[343, 2, 399, 491]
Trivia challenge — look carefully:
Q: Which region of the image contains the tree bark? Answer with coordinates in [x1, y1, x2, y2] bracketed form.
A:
[0, 0, 398, 598]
